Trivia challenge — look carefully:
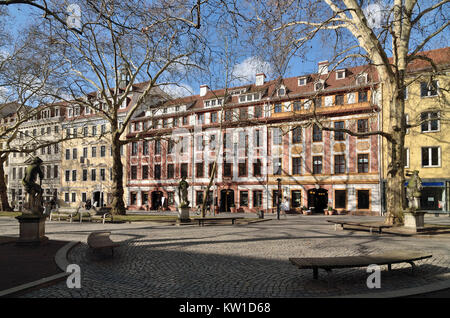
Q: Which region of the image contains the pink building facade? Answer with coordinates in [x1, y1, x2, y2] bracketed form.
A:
[126, 62, 383, 215]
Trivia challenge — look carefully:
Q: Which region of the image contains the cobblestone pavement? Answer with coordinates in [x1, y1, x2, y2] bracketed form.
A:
[1, 215, 450, 298]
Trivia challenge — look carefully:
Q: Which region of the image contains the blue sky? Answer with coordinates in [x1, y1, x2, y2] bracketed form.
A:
[2, 1, 449, 98]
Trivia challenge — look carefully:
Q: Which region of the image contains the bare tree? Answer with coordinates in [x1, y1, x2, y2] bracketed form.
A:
[32, 0, 208, 215]
[0, 21, 70, 211]
[249, 0, 449, 225]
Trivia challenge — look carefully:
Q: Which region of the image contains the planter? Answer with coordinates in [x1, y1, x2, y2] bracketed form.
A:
[230, 207, 237, 213]
[302, 210, 312, 215]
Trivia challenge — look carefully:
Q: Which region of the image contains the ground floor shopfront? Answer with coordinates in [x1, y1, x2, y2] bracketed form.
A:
[127, 180, 382, 215]
[381, 178, 450, 213]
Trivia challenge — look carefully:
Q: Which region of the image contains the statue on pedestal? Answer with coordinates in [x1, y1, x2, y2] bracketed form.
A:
[406, 170, 422, 211]
[22, 157, 44, 216]
[178, 176, 190, 208]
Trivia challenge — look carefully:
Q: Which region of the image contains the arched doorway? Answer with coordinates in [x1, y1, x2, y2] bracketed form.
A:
[151, 191, 163, 210]
[220, 189, 234, 212]
[307, 188, 328, 213]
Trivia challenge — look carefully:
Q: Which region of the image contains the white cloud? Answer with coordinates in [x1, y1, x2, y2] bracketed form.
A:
[363, 1, 391, 29]
[232, 56, 273, 84]
[160, 83, 194, 98]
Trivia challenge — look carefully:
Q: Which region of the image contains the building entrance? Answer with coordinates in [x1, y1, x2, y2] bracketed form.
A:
[151, 191, 163, 210]
[220, 189, 235, 212]
[307, 188, 328, 213]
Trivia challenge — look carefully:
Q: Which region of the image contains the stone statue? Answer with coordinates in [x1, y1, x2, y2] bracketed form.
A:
[406, 170, 422, 210]
[22, 157, 44, 215]
[178, 176, 190, 208]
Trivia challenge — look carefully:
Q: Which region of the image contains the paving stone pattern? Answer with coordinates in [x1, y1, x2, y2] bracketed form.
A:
[1, 215, 449, 298]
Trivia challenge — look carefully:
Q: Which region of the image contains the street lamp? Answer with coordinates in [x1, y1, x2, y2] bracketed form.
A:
[277, 178, 281, 220]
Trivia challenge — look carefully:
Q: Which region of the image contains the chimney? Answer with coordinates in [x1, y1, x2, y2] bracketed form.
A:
[318, 61, 329, 75]
[119, 65, 130, 89]
[255, 73, 266, 86]
[200, 85, 209, 97]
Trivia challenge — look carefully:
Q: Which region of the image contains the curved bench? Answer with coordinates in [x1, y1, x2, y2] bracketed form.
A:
[290, 251, 432, 279]
[87, 231, 120, 257]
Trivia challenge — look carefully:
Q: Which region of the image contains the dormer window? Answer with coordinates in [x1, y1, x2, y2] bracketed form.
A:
[314, 80, 325, 91]
[204, 98, 223, 108]
[278, 86, 286, 96]
[356, 73, 368, 85]
[298, 77, 307, 86]
[238, 93, 260, 103]
[336, 70, 346, 80]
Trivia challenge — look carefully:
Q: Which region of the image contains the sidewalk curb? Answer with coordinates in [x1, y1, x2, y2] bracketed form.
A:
[0, 241, 80, 298]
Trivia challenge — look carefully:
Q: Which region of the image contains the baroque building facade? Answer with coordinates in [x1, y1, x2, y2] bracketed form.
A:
[126, 60, 384, 215]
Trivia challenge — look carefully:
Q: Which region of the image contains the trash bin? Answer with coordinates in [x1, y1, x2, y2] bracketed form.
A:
[258, 210, 264, 219]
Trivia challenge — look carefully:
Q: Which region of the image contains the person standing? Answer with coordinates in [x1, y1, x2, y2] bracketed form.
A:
[282, 196, 290, 217]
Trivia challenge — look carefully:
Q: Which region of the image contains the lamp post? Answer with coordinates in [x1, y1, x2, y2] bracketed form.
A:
[277, 178, 281, 220]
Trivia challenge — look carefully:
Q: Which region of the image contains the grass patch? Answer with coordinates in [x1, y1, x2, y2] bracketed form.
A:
[113, 215, 179, 222]
[0, 211, 21, 217]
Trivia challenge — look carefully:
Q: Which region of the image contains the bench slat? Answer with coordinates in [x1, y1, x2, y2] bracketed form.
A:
[290, 252, 432, 278]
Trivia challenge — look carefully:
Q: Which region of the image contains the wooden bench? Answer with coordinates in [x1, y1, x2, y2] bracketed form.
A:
[196, 217, 244, 226]
[327, 220, 392, 234]
[87, 231, 120, 257]
[290, 251, 432, 279]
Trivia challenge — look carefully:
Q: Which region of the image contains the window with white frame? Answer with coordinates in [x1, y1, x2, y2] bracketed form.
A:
[336, 70, 346, 79]
[421, 111, 439, 132]
[420, 80, 438, 97]
[347, 92, 356, 104]
[356, 73, 368, 85]
[298, 77, 307, 86]
[314, 80, 325, 91]
[404, 148, 409, 168]
[238, 93, 260, 103]
[422, 147, 440, 167]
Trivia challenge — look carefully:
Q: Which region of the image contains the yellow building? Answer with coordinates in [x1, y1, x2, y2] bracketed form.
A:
[60, 114, 116, 208]
[381, 47, 450, 213]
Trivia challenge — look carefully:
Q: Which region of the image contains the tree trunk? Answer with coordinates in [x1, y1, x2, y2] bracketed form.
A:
[384, 79, 407, 225]
[0, 156, 12, 212]
[200, 161, 217, 218]
[110, 135, 126, 215]
[384, 141, 406, 225]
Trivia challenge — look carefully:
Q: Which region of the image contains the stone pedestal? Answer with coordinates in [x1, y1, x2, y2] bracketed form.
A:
[403, 210, 426, 232]
[177, 207, 191, 223]
[15, 215, 48, 245]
